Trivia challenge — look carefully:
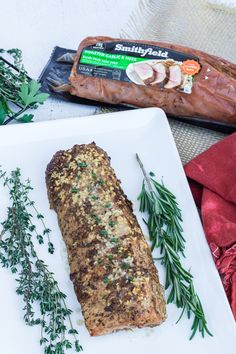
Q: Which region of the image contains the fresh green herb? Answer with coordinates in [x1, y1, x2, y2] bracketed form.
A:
[108, 220, 115, 228]
[136, 154, 212, 340]
[0, 49, 48, 125]
[0, 168, 82, 353]
[103, 276, 110, 284]
[91, 171, 97, 178]
[110, 237, 119, 243]
[18, 80, 49, 106]
[97, 258, 102, 264]
[121, 262, 130, 270]
[78, 162, 88, 168]
[91, 195, 98, 201]
[99, 178, 105, 186]
[90, 213, 101, 225]
[72, 186, 78, 193]
[108, 255, 113, 261]
[77, 175, 81, 180]
[104, 202, 111, 208]
[100, 229, 108, 237]
[95, 217, 101, 225]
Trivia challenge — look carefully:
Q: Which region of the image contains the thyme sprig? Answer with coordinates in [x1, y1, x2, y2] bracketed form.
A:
[0, 49, 48, 124]
[136, 154, 212, 340]
[0, 168, 82, 354]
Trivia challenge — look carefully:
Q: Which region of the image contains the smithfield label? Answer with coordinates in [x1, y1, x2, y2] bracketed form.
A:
[114, 43, 169, 58]
[77, 41, 201, 94]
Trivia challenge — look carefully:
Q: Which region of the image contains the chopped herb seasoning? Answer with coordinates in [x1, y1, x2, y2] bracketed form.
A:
[99, 178, 105, 186]
[103, 276, 110, 284]
[91, 213, 101, 225]
[77, 175, 81, 180]
[72, 186, 78, 193]
[110, 237, 119, 243]
[92, 171, 97, 178]
[121, 262, 130, 270]
[91, 195, 98, 201]
[109, 220, 115, 228]
[100, 229, 108, 237]
[97, 258, 102, 264]
[94, 216, 101, 225]
[78, 162, 88, 168]
[104, 202, 111, 208]
[108, 255, 113, 261]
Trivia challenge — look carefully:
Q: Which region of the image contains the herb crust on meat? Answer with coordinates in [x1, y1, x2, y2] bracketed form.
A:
[46, 143, 166, 336]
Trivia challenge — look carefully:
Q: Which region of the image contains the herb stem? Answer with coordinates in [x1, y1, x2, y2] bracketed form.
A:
[136, 154, 212, 340]
[3, 106, 28, 125]
[0, 168, 82, 353]
[136, 153, 154, 194]
[0, 49, 48, 125]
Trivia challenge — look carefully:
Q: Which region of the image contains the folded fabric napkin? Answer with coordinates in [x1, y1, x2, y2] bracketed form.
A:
[184, 132, 236, 320]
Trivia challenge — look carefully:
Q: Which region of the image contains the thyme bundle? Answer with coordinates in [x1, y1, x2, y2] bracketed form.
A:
[136, 154, 212, 340]
[0, 168, 82, 354]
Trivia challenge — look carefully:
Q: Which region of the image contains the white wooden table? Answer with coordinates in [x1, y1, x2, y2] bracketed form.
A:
[0, 0, 138, 122]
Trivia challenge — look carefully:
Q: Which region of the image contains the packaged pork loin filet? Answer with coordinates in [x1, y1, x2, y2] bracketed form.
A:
[41, 36, 236, 125]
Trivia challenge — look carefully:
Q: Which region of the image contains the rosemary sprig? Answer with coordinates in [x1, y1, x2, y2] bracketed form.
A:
[0, 49, 48, 125]
[0, 168, 82, 354]
[136, 154, 212, 340]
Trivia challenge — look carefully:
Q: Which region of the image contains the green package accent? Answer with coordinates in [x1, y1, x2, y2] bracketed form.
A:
[80, 50, 148, 69]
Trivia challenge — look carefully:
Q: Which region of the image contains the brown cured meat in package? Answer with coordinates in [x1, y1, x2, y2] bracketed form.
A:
[69, 36, 236, 124]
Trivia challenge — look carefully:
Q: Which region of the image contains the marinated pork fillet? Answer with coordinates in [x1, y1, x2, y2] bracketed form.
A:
[69, 36, 236, 124]
[46, 143, 166, 336]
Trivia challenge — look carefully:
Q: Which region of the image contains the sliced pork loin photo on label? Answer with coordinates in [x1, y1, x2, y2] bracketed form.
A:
[68, 36, 236, 124]
[150, 63, 166, 85]
[132, 60, 182, 88]
[164, 65, 182, 89]
[46, 143, 166, 336]
[133, 62, 155, 85]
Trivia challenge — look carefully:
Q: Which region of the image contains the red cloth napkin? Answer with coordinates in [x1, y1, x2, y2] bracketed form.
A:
[184, 132, 236, 320]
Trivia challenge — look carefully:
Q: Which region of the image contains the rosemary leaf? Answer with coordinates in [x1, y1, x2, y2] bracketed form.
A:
[136, 153, 212, 340]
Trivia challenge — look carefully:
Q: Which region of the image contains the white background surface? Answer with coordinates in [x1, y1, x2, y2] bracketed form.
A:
[0, 108, 235, 353]
[0, 0, 138, 121]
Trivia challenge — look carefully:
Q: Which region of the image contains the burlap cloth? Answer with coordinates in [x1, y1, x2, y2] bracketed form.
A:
[117, 0, 236, 164]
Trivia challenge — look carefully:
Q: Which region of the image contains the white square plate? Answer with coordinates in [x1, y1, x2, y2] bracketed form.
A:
[0, 108, 235, 354]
